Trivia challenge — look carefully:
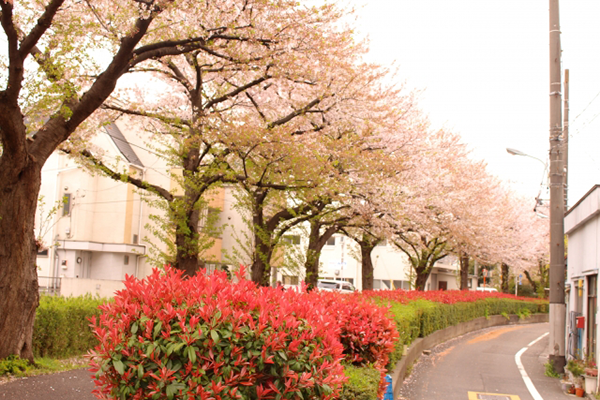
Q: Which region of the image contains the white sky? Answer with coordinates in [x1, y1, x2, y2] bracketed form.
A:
[347, 0, 600, 206]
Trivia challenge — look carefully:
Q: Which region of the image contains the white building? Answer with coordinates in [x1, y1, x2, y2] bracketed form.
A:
[36, 121, 251, 297]
[564, 185, 600, 362]
[37, 123, 151, 297]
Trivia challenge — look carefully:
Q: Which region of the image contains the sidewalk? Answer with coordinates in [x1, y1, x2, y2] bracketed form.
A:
[0, 368, 95, 400]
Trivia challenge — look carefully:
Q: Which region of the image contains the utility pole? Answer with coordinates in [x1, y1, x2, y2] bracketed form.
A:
[563, 69, 569, 209]
[548, 0, 566, 373]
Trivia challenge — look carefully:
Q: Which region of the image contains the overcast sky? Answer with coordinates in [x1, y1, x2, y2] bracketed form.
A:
[347, 0, 600, 207]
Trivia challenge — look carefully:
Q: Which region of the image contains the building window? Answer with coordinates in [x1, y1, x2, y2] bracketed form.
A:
[199, 207, 221, 236]
[326, 237, 336, 246]
[62, 193, 72, 216]
[124, 255, 129, 265]
[283, 235, 301, 245]
[282, 275, 299, 285]
[132, 234, 138, 244]
[37, 248, 49, 257]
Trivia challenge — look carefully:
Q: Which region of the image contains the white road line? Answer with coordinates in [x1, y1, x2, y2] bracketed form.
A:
[515, 332, 549, 400]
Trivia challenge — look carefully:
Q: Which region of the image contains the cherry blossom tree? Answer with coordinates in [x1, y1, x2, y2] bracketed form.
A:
[77, 0, 389, 282]
[223, 59, 426, 286]
[0, 0, 355, 361]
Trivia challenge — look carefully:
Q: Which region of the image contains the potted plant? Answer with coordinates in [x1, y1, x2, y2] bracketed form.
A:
[567, 359, 586, 397]
[584, 357, 598, 394]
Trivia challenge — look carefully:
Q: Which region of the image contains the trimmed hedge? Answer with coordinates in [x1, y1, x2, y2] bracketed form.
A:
[417, 297, 546, 337]
[33, 294, 106, 358]
[340, 364, 381, 400]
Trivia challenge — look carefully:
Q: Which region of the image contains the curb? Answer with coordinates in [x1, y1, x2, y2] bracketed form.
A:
[390, 313, 549, 400]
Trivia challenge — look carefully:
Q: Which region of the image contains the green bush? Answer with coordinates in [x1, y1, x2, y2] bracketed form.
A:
[339, 364, 381, 400]
[33, 294, 107, 358]
[418, 298, 544, 337]
[0, 355, 31, 376]
[385, 301, 421, 369]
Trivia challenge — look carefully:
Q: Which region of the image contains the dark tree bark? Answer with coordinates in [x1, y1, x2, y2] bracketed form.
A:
[248, 189, 316, 286]
[174, 206, 202, 277]
[303, 221, 338, 289]
[394, 235, 449, 291]
[459, 252, 470, 290]
[359, 242, 376, 291]
[354, 233, 378, 291]
[501, 263, 510, 293]
[0, 163, 41, 362]
[0, 0, 159, 360]
[523, 270, 539, 293]
[414, 257, 431, 291]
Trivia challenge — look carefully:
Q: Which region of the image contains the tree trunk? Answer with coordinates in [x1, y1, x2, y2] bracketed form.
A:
[304, 221, 322, 289]
[414, 262, 430, 291]
[174, 205, 201, 277]
[359, 241, 376, 291]
[523, 270, 539, 293]
[303, 221, 338, 289]
[501, 263, 510, 293]
[251, 240, 273, 287]
[250, 202, 273, 286]
[0, 164, 42, 362]
[459, 252, 469, 290]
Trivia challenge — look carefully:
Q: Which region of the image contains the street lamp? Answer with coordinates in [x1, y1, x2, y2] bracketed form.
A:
[506, 148, 549, 213]
[506, 148, 547, 168]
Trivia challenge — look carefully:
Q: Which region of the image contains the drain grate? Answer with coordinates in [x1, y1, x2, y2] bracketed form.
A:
[477, 395, 512, 400]
[467, 391, 520, 400]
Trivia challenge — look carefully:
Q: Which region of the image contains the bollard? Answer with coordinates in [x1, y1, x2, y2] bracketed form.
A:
[383, 374, 393, 400]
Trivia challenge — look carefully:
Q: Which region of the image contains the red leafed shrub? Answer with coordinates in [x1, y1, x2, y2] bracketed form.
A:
[310, 291, 399, 398]
[88, 267, 346, 400]
[362, 288, 540, 305]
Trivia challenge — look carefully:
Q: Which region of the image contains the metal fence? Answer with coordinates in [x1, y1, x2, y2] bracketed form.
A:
[38, 276, 61, 296]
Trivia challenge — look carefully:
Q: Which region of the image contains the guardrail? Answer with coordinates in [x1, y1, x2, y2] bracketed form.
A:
[38, 276, 61, 296]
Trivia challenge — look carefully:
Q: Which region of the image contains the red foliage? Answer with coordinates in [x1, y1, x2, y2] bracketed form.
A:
[305, 291, 399, 398]
[362, 288, 540, 305]
[89, 267, 347, 400]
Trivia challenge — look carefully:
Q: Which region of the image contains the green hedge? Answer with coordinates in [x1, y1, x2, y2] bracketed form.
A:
[32, 295, 107, 358]
[340, 364, 381, 400]
[418, 298, 546, 337]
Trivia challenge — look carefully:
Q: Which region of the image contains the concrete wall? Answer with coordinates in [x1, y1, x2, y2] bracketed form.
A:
[60, 277, 125, 298]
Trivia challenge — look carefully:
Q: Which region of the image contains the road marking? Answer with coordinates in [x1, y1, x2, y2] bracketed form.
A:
[515, 332, 549, 400]
[468, 326, 526, 344]
[467, 391, 520, 400]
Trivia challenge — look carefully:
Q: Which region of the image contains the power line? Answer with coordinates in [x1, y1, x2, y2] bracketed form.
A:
[572, 89, 600, 125]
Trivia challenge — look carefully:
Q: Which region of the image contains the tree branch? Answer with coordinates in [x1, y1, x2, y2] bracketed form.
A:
[203, 73, 271, 110]
[268, 98, 321, 129]
[78, 150, 174, 201]
[19, 0, 65, 58]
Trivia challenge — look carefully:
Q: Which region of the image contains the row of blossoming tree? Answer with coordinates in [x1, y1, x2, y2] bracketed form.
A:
[0, 0, 547, 361]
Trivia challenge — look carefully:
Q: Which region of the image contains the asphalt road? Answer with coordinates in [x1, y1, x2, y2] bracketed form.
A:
[0, 368, 95, 400]
[400, 322, 573, 400]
